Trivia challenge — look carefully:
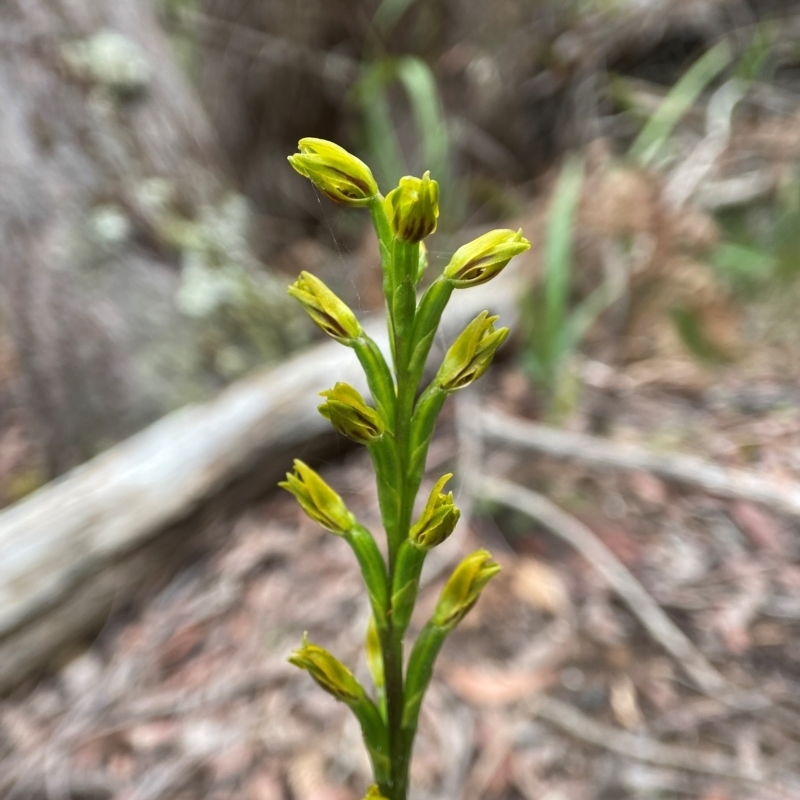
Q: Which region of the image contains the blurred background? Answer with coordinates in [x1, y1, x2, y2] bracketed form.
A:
[3, 0, 800, 798]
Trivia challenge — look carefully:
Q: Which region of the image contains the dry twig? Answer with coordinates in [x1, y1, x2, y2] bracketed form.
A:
[480, 475, 732, 698]
[529, 695, 777, 787]
[480, 408, 800, 519]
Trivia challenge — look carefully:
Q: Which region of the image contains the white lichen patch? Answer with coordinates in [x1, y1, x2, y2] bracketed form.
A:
[89, 204, 132, 247]
[176, 261, 248, 318]
[61, 30, 151, 96]
[173, 192, 311, 374]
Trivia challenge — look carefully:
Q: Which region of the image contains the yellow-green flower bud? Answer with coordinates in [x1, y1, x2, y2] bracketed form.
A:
[436, 311, 509, 392]
[288, 138, 378, 207]
[318, 383, 385, 445]
[288, 271, 362, 344]
[432, 549, 501, 629]
[384, 171, 440, 243]
[279, 459, 355, 534]
[444, 229, 531, 288]
[364, 787, 390, 800]
[289, 635, 363, 703]
[410, 473, 460, 549]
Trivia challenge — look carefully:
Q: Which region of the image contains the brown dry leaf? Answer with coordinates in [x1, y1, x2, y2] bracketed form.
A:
[512, 558, 571, 616]
[210, 742, 256, 781]
[581, 519, 641, 567]
[583, 597, 628, 646]
[461, 715, 514, 800]
[158, 622, 208, 671]
[731, 501, 784, 553]
[445, 665, 556, 707]
[126, 720, 179, 752]
[609, 674, 643, 730]
[708, 559, 768, 654]
[287, 750, 327, 800]
[509, 749, 548, 800]
[698, 786, 731, 800]
[627, 471, 668, 507]
[305, 787, 359, 800]
[248, 769, 285, 800]
[287, 751, 356, 800]
[580, 165, 658, 240]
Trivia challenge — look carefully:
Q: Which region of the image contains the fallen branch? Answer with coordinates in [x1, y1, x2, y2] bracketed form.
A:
[480, 475, 731, 697]
[480, 408, 800, 519]
[0, 270, 519, 692]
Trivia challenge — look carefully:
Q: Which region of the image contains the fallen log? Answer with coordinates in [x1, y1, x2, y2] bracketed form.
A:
[0, 274, 519, 691]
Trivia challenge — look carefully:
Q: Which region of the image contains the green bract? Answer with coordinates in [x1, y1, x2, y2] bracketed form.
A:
[444, 228, 531, 287]
[288, 271, 362, 343]
[284, 138, 527, 800]
[384, 171, 439, 243]
[319, 383, 385, 445]
[279, 459, 355, 534]
[436, 311, 509, 391]
[288, 138, 379, 207]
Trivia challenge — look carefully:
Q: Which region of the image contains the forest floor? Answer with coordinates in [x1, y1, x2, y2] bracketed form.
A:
[5, 88, 800, 800]
[2, 263, 800, 800]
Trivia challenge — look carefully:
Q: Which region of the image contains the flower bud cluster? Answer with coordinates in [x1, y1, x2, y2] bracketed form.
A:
[433, 550, 501, 629]
[444, 229, 530, 287]
[384, 171, 439, 244]
[289, 635, 363, 703]
[279, 460, 354, 535]
[288, 271, 361, 344]
[288, 138, 378, 207]
[436, 311, 509, 392]
[319, 383, 384, 445]
[410, 474, 459, 549]
[284, 137, 528, 799]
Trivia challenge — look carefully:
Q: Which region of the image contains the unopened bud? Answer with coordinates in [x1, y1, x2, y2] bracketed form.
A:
[288, 138, 378, 207]
[279, 459, 355, 534]
[444, 229, 530, 288]
[410, 474, 460, 549]
[288, 271, 362, 343]
[384, 171, 439, 243]
[289, 635, 363, 703]
[319, 383, 384, 445]
[436, 311, 508, 392]
[432, 549, 501, 629]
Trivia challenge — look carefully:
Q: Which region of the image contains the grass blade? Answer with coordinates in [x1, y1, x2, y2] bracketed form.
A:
[544, 155, 585, 364]
[628, 40, 732, 166]
[395, 56, 450, 189]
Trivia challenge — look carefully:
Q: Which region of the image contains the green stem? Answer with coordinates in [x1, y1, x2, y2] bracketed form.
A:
[378, 231, 423, 800]
[354, 335, 397, 426]
[383, 334, 416, 800]
[379, 622, 407, 800]
[400, 622, 448, 772]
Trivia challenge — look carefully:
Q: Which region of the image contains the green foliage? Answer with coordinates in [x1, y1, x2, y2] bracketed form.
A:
[617, 28, 784, 364]
[522, 156, 608, 411]
[283, 139, 530, 800]
[373, 0, 420, 35]
[357, 56, 450, 207]
[670, 306, 732, 364]
[712, 191, 800, 290]
[628, 40, 733, 167]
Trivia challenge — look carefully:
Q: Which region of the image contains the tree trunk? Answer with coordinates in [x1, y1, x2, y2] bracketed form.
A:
[0, 0, 301, 499]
